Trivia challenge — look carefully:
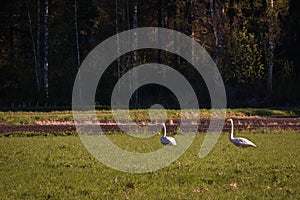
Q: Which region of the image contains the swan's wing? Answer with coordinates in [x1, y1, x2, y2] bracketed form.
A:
[166, 136, 177, 145]
[160, 137, 169, 144]
[160, 137, 172, 144]
[160, 136, 177, 145]
[231, 138, 243, 146]
[235, 137, 256, 147]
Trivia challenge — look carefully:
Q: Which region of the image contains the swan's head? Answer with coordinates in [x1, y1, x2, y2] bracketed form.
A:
[227, 118, 233, 123]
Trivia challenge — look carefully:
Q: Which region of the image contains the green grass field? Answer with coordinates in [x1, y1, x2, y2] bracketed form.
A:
[0, 130, 299, 199]
[0, 107, 300, 124]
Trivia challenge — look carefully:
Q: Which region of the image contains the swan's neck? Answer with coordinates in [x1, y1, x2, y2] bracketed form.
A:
[230, 120, 234, 140]
[163, 124, 167, 137]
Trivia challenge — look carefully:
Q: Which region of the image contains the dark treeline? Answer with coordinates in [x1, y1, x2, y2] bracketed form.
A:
[0, 0, 299, 108]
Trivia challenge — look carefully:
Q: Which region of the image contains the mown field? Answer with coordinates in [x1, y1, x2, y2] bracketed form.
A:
[0, 130, 299, 199]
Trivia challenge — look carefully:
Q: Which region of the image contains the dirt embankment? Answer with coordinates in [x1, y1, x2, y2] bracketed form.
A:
[0, 118, 299, 133]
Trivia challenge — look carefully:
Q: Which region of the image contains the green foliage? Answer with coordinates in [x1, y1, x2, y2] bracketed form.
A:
[0, 131, 299, 199]
[223, 28, 264, 86]
[227, 107, 300, 118]
[0, 0, 298, 107]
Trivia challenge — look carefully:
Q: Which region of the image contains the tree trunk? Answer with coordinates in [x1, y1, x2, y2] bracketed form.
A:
[131, 0, 139, 106]
[74, 0, 82, 102]
[210, 0, 218, 65]
[115, 0, 121, 92]
[219, 0, 225, 62]
[44, 0, 49, 103]
[37, 0, 41, 104]
[157, 0, 166, 64]
[268, 0, 274, 96]
[126, 0, 132, 104]
[74, 0, 80, 68]
[190, 0, 195, 63]
[26, 2, 40, 102]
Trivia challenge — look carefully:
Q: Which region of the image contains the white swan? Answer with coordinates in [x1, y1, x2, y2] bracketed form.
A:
[228, 119, 256, 147]
[160, 123, 177, 146]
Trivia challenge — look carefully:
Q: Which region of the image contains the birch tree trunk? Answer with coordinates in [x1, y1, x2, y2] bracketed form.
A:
[190, 0, 195, 64]
[158, 0, 166, 64]
[37, 0, 41, 104]
[44, 0, 49, 103]
[74, 0, 80, 68]
[219, 0, 225, 62]
[268, 0, 274, 95]
[126, 0, 132, 105]
[74, 0, 82, 102]
[115, 0, 121, 92]
[210, 0, 218, 65]
[131, 0, 139, 106]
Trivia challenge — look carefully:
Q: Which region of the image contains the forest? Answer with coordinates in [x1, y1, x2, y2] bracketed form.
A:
[0, 0, 299, 108]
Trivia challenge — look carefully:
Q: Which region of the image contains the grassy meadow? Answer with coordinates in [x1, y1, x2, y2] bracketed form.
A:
[0, 107, 300, 124]
[0, 130, 299, 199]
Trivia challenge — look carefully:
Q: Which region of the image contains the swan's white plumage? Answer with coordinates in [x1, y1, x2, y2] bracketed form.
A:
[160, 123, 177, 146]
[228, 119, 256, 147]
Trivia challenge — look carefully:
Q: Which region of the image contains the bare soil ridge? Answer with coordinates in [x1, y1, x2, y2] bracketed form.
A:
[0, 118, 299, 133]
